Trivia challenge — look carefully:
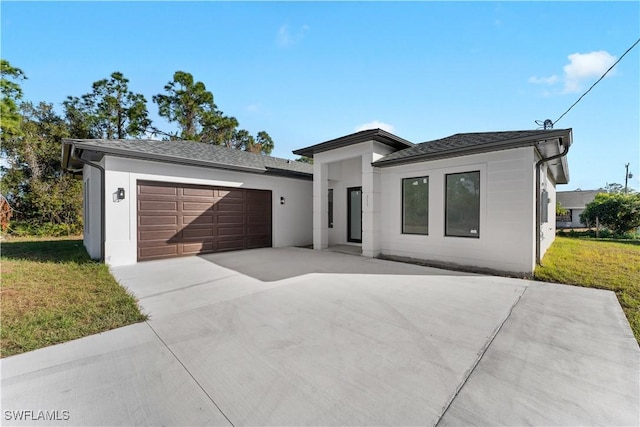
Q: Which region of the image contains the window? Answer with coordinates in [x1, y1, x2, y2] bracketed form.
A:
[556, 209, 572, 223]
[445, 171, 480, 238]
[328, 189, 334, 228]
[402, 176, 429, 234]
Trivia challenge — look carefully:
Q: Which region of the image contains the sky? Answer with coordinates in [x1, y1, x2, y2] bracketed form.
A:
[2, 1, 639, 191]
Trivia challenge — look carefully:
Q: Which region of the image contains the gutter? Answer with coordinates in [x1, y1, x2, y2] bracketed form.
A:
[535, 138, 570, 266]
[72, 147, 106, 262]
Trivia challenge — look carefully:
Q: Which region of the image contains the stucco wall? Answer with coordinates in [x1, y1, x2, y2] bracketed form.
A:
[83, 163, 102, 260]
[379, 147, 539, 274]
[313, 141, 397, 252]
[539, 165, 556, 259]
[101, 156, 313, 266]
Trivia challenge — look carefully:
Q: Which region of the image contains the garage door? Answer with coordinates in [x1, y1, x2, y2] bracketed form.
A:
[137, 181, 272, 261]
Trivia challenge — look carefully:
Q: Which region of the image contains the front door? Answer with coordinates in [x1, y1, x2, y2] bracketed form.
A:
[347, 187, 362, 243]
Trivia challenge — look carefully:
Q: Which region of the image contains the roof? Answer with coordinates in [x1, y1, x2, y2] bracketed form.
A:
[61, 139, 313, 179]
[556, 190, 601, 209]
[292, 128, 413, 158]
[373, 128, 573, 184]
[373, 129, 572, 166]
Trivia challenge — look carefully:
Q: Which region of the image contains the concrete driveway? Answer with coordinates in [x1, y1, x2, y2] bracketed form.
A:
[1, 248, 638, 426]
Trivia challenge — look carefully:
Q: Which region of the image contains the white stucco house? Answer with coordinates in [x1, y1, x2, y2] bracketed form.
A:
[62, 127, 572, 275]
[556, 189, 600, 229]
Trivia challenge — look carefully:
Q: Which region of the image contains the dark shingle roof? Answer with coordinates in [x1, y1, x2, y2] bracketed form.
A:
[293, 128, 413, 158]
[62, 138, 312, 178]
[373, 129, 572, 167]
[556, 190, 601, 209]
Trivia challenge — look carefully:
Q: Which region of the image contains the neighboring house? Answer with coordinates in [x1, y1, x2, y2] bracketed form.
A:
[62, 127, 572, 275]
[556, 190, 600, 229]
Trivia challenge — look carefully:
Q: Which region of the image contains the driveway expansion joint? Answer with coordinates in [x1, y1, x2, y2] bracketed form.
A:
[144, 321, 235, 427]
[434, 286, 528, 426]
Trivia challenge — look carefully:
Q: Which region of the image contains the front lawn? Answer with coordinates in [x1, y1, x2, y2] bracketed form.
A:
[0, 237, 147, 358]
[535, 236, 640, 343]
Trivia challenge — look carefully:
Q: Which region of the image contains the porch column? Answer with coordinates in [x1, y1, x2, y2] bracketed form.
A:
[313, 161, 329, 250]
[361, 153, 381, 257]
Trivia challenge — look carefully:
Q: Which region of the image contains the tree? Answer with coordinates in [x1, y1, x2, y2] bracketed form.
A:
[556, 201, 568, 216]
[153, 71, 275, 154]
[601, 182, 631, 194]
[63, 72, 151, 139]
[296, 156, 314, 164]
[1, 59, 26, 143]
[153, 71, 224, 141]
[580, 193, 640, 235]
[0, 101, 82, 232]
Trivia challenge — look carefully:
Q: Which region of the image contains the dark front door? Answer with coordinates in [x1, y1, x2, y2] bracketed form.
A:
[347, 187, 362, 243]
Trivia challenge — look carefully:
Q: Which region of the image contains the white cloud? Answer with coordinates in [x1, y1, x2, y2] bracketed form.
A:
[528, 75, 559, 85]
[562, 50, 616, 93]
[276, 24, 309, 48]
[355, 121, 395, 133]
[528, 50, 617, 94]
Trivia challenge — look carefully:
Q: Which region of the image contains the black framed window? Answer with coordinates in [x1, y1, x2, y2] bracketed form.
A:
[402, 176, 429, 235]
[328, 189, 334, 228]
[445, 171, 480, 238]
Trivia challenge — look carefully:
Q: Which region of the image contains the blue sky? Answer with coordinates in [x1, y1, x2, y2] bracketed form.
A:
[2, 1, 638, 191]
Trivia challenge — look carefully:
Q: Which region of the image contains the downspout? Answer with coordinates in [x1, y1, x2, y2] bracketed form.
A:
[535, 140, 570, 265]
[74, 148, 106, 262]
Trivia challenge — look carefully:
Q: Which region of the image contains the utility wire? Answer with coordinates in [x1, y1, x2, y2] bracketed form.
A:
[553, 37, 640, 126]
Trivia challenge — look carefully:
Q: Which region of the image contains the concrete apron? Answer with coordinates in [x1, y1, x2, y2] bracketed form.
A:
[1, 248, 638, 426]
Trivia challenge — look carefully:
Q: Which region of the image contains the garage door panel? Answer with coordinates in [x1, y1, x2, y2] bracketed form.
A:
[246, 191, 270, 201]
[217, 237, 245, 251]
[137, 181, 271, 262]
[139, 185, 178, 196]
[182, 202, 214, 212]
[248, 225, 270, 235]
[182, 187, 215, 198]
[247, 215, 269, 225]
[217, 189, 243, 199]
[139, 201, 178, 211]
[139, 230, 178, 241]
[217, 215, 244, 224]
[182, 242, 214, 255]
[183, 215, 214, 225]
[218, 226, 245, 236]
[217, 202, 244, 212]
[182, 228, 215, 239]
[139, 245, 179, 259]
[139, 215, 178, 226]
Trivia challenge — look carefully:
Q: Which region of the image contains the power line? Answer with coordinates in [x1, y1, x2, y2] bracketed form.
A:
[553, 37, 640, 126]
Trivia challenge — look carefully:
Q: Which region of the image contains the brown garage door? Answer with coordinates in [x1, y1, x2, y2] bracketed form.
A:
[137, 181, 271, 261]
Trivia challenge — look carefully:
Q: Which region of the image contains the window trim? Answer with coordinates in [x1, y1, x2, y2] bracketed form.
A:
[444, 170, 480, 239]
[401, 176, 429, 235]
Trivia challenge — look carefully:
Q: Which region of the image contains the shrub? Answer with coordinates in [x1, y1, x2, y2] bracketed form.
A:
[581, 193, 640, 235]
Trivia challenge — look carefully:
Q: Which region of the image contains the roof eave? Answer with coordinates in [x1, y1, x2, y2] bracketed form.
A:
[61, 139, 313, 178]
[68, 140, 268, 174]
[293, 129, 413, 158]
[373, 129, 572, 168]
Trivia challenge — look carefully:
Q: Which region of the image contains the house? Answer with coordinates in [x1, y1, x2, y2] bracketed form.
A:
[62, 127, 572, 275]
[556, 189, 600, 229]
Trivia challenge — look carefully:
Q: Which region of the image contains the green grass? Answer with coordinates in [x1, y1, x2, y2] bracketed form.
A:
[1, 237, 147, 358]
[535, 236, 640, 343]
